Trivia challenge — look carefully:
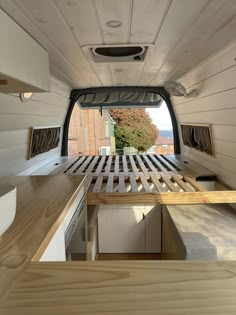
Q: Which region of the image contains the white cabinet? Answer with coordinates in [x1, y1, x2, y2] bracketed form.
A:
[145, 205, 162, 253]
[39, 186, 85, 261]
[98, 205, 161, 253]
[40, 224, 66, 261]
[0, 9, 49, 93]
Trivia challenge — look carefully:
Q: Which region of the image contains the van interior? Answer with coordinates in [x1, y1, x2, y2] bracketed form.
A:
[0, 1, 236, 314]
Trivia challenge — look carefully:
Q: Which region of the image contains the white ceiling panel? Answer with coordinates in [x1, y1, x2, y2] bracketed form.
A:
[0, 0, 236, 88]
[130, 0, 171, 43]
[94, 0, 131, 44]
[11, 0, 101, 86]
[55, 0, 102, 46]
[150, 0, 236, 85]
[137, 0, 210, 86]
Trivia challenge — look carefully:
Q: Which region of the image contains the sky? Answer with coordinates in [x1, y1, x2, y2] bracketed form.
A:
[146, 102, 172, 130]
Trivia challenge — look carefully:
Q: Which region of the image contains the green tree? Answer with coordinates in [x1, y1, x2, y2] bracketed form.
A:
[110, 109, 158, 152]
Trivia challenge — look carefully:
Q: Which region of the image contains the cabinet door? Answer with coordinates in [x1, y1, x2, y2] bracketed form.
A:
[40, 224, 66, 261]
[144, 205, 162, 253]
[98, 205, 145, 253]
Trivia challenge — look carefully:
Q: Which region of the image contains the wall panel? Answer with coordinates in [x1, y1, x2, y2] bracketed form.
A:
[0, 76, 70, 175]
[172, 41, 236, 188]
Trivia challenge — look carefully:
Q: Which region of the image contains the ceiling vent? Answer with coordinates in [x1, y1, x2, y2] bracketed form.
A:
[83, 44, 153, 63]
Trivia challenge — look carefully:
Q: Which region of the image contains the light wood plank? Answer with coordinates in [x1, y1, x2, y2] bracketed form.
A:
[92, 176, 104, 193]
[142, 155, 158, 173]
[104, 156, 113, 174]
[160, 173, 180, 192]
[0, 176, 85, 300]
[136, 155, 149, 177]
[122, 155, 129, 174]
[87, 191, 236, 205]
[65, 156, 87, 174]
[148, 154, 168, 173]
[85, 175, 94, 191]
[157, 155, 179, 173]
[139, 173, 152, 192]
[4, 260, 236, 314]
[118, 174, 126, 193]
[95, 156, 106, 175]
[128, 155, 139, 176]
[129, 173, 138, 192]
[114, 155, 120, 175]
[86, 156, 100, 174]
[106, 173, 114, 193]
[172, 174, 193, 192]
[74, 155, 93, 174]
[184, 177, 206, 192]
[150, 173, 166, 192]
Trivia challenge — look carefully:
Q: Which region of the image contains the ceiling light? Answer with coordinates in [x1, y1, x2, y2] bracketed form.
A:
[106, 20, 122, 28]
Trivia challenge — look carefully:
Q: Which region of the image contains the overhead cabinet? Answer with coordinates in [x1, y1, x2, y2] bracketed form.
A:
[0, 9, 49, 93]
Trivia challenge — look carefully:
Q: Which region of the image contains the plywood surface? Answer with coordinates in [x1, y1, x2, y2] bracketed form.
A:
[2, 261, 236, 315]
[0, 175, 85, 301]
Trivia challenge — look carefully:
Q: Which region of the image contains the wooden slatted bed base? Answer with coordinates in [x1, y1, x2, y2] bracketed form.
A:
[51, 154, 236, 205]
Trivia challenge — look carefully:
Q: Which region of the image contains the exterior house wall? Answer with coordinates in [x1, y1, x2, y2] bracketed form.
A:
[155, 144, 174, 155]
[68, 106, 115, 156]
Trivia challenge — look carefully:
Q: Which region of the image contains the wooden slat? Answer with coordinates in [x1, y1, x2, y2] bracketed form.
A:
[150, 172, 166, 192]
[114, 155, 120, 175]
[165, 155, 195, 177]
[106, 173, 114, 193]
[95, 156, 106, 175]
[122, 155, 129, 174]
[157, 155, 179, 173]
[92, 176, 104, 193]
[129, 173, 138, 192]
[104, 156, 113, 174]
[139, 173, 152, 192]
[160, 173, 180, 192]
[135, 155, 149, 177]
[128, 155, 139, 176]
[85, 175, 94, 191]
[66, 156, 87, 174]
[142, 155, 159, 173]
[148, 154, 169, 174]
[74, 156, 93, 174]
[184, 177, 206, 192]
[118, 174, 126, 193]
[87, 191, 236, 205]
[172, 174, 193, 192]
[161, 155, 182, 171]
[86, 156, 100, 174]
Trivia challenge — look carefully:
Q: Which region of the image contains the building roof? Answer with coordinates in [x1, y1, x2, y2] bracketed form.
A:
[155, 136, 173, 145]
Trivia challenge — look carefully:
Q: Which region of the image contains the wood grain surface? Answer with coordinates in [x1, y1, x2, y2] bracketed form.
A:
[1, 261, 236, 314]
[0, 175, 85, 302]
[87, 191, 236, 205]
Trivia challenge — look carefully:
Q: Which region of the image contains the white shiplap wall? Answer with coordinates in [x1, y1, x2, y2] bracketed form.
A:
[172, 41, 236, 189]
[0, 77, 70, 175]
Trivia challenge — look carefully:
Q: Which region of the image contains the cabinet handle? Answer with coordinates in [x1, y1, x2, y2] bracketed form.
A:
[142, 212, 146, 221]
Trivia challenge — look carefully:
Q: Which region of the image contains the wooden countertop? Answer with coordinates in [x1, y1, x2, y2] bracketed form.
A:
[2, 261, 236, 314]
[1, 175, 236, 314]
[0, 175, 86, 301]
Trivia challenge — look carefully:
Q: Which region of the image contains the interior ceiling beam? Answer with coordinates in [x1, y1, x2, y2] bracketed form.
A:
[87, 191, 236, 205]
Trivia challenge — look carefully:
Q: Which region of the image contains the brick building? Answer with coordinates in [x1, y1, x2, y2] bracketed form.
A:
[68, 104, 116, 156]
[147, 136, 174, 155]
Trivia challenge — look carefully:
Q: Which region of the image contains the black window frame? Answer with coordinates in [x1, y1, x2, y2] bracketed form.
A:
[61, 86, 180, 156]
